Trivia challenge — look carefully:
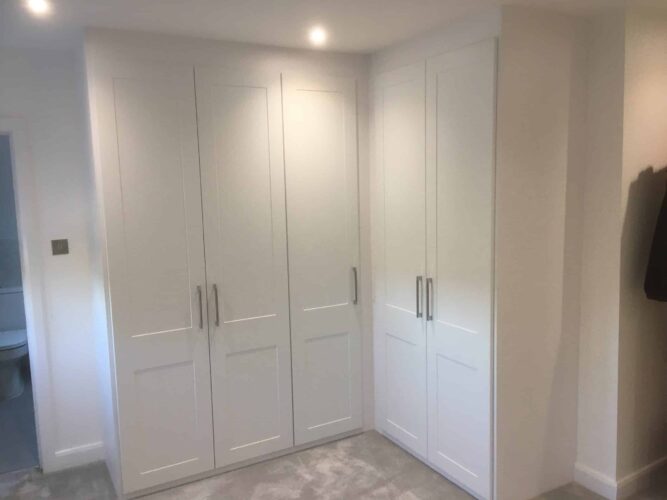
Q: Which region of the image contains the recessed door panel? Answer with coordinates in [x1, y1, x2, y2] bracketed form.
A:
[94, 60, 213, 493]
[303, 332, 352, 428]
[225, 346, 281, 449]
[113, 79, 193, 336]
[283, 74, 362, 445]
[426, 39, 496, 499]
[196, 66, 293, 466]
[133, 361, 198, 471]
[374, 63, 427, 458]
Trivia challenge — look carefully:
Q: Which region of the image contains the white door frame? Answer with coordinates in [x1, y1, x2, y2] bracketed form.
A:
[1, 116, 55, 472]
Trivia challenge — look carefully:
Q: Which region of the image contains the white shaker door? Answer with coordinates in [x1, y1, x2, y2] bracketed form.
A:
[93, 60, 213, 493]
[426, 39, 496, 499]
[373, 63, 428, 458]
[282, 73, 362, 445]
[195, 66, 293, 466]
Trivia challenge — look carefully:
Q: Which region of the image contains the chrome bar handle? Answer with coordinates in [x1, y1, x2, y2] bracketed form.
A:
[213, 284, 220, 326]
[352, 267, 358, 305]
[197, 285, 203, 330]
[426, 277, 433, 321]
[416, 276, 423, 318]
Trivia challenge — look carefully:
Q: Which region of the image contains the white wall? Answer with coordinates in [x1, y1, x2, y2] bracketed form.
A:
[0, 46, 103, 471]
[495, 7, 587, 500]
[618, 4, 667, 490]
[575, 11, 625, 496]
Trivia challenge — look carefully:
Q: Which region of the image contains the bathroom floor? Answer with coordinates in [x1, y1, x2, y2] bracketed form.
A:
[1, 431, 666, 500]
[0, 380, 38, 475]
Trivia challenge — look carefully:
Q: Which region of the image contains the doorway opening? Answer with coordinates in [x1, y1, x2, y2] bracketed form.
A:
[0, 134, 38, 474]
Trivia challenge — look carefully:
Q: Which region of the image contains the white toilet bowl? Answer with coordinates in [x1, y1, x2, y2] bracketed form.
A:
[0, 329, 28, 401]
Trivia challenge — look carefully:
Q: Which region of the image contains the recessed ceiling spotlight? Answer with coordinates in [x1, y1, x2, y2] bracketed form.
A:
[25, 0, 52, 17]
[309, 26, 328, 47]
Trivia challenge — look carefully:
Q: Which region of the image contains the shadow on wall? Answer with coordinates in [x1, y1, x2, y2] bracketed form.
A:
[619, 165, 667, 473]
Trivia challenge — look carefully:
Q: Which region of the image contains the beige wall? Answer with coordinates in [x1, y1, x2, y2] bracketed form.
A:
[495, 7, 587, 499]
[575, 11, 625, 493]
[575, 6, 667, 497]
[618, 4, 667, 484]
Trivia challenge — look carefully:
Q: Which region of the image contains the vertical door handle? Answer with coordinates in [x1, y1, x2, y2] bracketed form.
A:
[426, 277, 434, 321]
[416, 276, 423, 318]
[352, 267, 358, 305]
[213, 284, 220, 327]
[197, 285, 203, 330]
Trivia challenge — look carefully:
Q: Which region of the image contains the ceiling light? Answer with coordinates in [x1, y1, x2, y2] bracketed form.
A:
[309, 26, 328, 47]
[25, 0, 52, 16]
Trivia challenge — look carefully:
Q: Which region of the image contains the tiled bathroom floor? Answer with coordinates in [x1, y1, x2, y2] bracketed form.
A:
[0, 381, 38, 475]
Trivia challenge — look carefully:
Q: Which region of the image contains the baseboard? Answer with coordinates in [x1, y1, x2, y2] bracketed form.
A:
[616, 456, 667, 499]
[574, 462, 617, 499]
[575, 456, 667, 500]
[46, 441, 105, 473]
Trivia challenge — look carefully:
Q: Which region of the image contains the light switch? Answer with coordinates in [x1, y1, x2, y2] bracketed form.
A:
[51, 239, 69, 255]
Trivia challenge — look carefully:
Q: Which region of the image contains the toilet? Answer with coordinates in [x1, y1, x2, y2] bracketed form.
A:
[0, 287, 28, 401]
[0, 329, 28, 400]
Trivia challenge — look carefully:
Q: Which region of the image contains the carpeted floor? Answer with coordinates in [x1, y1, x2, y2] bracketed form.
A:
[141, 431, 473, 500]
[1, 431, 666, 499]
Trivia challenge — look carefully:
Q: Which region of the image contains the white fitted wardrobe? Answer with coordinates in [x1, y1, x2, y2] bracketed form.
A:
[87, 35, 363, 496]
[373, 39, 496, 500]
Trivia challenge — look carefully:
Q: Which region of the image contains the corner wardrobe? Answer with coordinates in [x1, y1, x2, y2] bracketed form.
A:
[373, 39, 496, 500]
[88, 54, 362, 494]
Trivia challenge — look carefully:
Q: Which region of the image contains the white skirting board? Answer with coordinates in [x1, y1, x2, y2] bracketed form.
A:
[575, 456, 667, 499]
[574, 463, 617, 499]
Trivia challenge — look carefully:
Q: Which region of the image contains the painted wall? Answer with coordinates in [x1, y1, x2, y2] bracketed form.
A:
[495, 7, 587, 500]
[618, 4, 667, 486]
[0, 135, 21, 288]
[575, 8, 667, 497]
[0, 46, 103, 470]
[575, 11, 625, 495]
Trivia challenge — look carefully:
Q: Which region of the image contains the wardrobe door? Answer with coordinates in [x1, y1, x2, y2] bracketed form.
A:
[93, 60, 213, 493]
[195, 67, 293, 466]
[426, 39, 496, 499]
[373, 63, 428, 458]
[282, 74, 362, 445]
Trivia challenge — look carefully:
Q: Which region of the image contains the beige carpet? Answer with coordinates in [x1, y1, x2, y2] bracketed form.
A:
[2, 431, 666, 499]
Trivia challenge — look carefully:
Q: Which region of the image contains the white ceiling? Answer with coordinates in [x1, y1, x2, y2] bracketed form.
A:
[0, 0, 625, 53]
